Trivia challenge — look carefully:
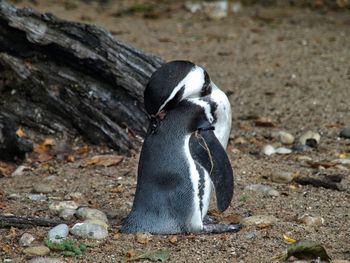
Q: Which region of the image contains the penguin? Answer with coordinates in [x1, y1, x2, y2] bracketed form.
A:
[121, 99, 238, 234]
[121, 61, 239, 234]
[143, 60, 232, 148]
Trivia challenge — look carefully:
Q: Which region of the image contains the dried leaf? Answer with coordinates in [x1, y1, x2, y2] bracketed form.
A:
[256, 223, 272, 229]
[127, 249, 137, 258]
[43, 138, 55, 146]
[255, 117, 276, 127]
[110, 185, 124, 193]
[83, 155, 124, 167]
[0, 161, 15, 177]
[168, 236, 177, 244]
[67, 155, 75, 162]
[16, 127, 26, 137]
[112, 232, 120, 240]
[220, 214, 241, 224]
[136, 232, 153, 244]
[307, 160, 340, 169]
[127, 249, 171, 262]
[34, 138, 55, 162]
[77, 145, 90, 155]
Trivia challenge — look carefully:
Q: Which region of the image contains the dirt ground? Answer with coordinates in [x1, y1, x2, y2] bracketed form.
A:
[1, 1, 350, 262]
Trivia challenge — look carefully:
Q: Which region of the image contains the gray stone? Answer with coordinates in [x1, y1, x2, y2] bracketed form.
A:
[70, 222, 108, 240]
[28, 194, 47, 201]
[340, 128, 350, 139]
[244, 184, 280, 197]
[28, 258, 65, 263]
[270, 171, 294, 184]
[242, 215, 277, 226]
[48, 224, 69, 242]
[275, 147, 292, 155]
[33, 183, 53, 194]
[59, 208, 76, 220]
[244, 231, 257, 239]
[75, 207, 108, 223]
[23, 246, 50, 256]
[292, 144, 311, 152]
[298, 214, 324, 226]
[19, 233, 35, 247]
[49, 201, 78, 213]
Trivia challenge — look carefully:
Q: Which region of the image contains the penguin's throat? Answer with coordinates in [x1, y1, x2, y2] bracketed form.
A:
[150, 110, 167, 134]
[152, 110, 167, 120]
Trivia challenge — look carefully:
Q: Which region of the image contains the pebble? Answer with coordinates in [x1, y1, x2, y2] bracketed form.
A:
[11, 165, 29, 177]
[244, 231, 257, 239]
[339, 127, 350, 139]
[135, 232, 153, 244]
[32, 183, 53, 194]
[298, 214, 324, 226]
[332, 260, 350, 263]
[28, 194, 47, 202]
[275, 131, 294, 145]
[262, 145, 276, 156]
[19, 233, 35, 247]
[292, 144, 311, 152]
[242, 215, 277, 226]
[296, 155, 313, 161]
[275, 147, 292, 155]
[203, 1, 228, 20]
[244, 184, 280, 197]
[70, 222, 108, 240]
[59, 208, 76, 220]
[48, 224, 69, 243]
[8, 193, 21, 200]
[65, 192, 84, 200]
[83, 219, 109, 229]
[49, 201, 78, 213]
[75, 207, 108, 223]
[23, 246, 50, 256]
[299, 130, 321, 147]
[270, 171, 294, 184]
[28, 258, 65, 263]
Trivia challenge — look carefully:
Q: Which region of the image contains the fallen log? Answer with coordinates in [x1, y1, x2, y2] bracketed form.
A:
[0, 0, 164, 157]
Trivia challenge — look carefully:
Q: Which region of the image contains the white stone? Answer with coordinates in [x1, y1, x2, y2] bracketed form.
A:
[262, 145, 276, 156]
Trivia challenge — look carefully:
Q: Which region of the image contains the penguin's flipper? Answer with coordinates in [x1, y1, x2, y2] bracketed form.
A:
[189, 129, 233, 212]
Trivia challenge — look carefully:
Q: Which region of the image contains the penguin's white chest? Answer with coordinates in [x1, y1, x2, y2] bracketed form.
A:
[183, 135, 212, 231]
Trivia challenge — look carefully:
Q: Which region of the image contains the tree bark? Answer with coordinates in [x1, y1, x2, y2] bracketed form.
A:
[0, 0, 164, 156]
[0, 214, 65, 228]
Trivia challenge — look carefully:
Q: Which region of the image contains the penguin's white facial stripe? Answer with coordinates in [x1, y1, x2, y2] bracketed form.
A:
[187, 98, 214, 124]
[157, 66, 205, 113]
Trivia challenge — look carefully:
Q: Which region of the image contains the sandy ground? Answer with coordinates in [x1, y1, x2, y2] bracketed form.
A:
[1, 1, 350, 262]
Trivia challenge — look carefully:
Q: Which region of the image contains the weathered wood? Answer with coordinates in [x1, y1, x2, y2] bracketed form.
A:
[294, 176, 345, 191]
[0, 215, 65, 228]
[0, 1, 164, 155]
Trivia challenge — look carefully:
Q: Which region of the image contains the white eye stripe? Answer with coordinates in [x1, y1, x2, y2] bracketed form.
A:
[157, 66, 205, 113]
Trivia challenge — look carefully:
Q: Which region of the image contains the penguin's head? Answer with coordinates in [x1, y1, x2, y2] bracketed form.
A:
[144, 60, 212, 117]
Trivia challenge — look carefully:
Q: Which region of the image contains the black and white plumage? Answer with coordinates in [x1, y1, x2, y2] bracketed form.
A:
[121, 61, 238, 234]
[144, 60, 232, 148]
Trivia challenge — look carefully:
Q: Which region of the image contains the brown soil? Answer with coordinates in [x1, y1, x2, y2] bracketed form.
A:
[1, 1, 350, 262]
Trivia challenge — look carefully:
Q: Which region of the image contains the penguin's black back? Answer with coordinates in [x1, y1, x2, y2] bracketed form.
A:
[121, 101, 208, 234]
